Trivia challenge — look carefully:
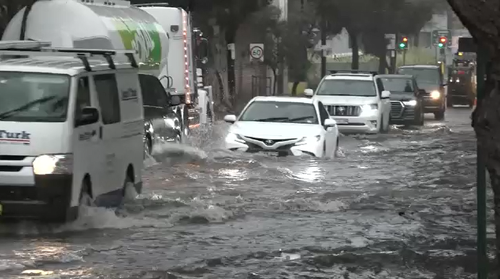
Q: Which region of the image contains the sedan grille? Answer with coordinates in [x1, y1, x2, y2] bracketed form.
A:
[326, 105, 361, 116]
[390, 101, 403, 117]
[246, 137, 296, 146]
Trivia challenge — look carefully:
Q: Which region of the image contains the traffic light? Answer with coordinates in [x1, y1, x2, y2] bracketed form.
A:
[438, 36, 447, 48]
[399, 36, 408, 49]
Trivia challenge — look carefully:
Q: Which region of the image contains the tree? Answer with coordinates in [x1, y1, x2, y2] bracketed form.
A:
[360, 0, 434, 73]
[446, 0, 500, 276]
[198, 0, 271, 107]
[251, 5, 316, 95]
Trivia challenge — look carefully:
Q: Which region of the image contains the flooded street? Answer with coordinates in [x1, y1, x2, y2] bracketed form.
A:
[0, 108, 487, 278]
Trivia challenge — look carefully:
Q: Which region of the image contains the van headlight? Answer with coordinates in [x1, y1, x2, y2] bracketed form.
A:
[295, 135, 321, 146]
[403, 100, 417, 106]
[226, 132, 245, 143]
[32, 154, 73, 175]
[430, 91, 440, 99]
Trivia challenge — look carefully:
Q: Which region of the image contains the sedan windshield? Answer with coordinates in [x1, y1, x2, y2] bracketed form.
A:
[316, 80, 376, 96]
[239, 101, 318, 124]
[0, 72, 70, 122]
[380, 78, 414, 92]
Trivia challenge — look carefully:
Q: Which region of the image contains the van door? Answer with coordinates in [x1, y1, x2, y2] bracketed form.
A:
[71, 75, 104, 207]
[93, 73, 122, 199]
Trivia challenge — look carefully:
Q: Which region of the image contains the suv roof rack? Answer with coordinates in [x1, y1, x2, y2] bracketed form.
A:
[0, 40, 138, 71]
[329, 70, 378, 76]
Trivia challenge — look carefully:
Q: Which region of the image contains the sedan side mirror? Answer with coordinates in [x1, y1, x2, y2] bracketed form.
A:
[381, 90, 391, 99]
[75, 107, 99, 127]
[304, 88, 314, 97]
[170, 95, 181, 106]
[224, 114, 237, 123]
[324, 118, 336, 127]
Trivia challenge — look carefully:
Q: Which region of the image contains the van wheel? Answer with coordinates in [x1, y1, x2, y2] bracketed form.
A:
[75, 179, 93, 220]
[122, 174, 137, 203]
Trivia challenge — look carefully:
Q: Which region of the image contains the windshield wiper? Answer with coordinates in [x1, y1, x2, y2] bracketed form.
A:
[0, 96, 57, 120]
[253, 117, 289, 122]
[289, 116, 314, 122]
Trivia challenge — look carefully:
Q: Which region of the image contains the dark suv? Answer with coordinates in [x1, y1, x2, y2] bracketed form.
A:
[139, 74, 182, 156]
[397, 65, 446, 120]
[379, 74, 424, 126]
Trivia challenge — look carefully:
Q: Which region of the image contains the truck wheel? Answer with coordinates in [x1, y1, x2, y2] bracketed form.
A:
[182, 108, 190, 137]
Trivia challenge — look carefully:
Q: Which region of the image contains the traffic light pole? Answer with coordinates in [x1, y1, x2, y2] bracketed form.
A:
[402, 49, 406, 66]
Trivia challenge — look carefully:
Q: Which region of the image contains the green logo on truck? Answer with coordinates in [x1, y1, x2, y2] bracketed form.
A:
[113, 18, 162, 69]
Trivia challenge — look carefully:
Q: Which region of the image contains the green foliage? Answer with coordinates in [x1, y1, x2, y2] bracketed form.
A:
[250, 5, 315, 82]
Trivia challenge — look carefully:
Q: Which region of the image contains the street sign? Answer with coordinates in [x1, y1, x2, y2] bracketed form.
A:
[249, 43, 264, 62]
[432, 30, 451, 46]
[385, 34, 396, 50]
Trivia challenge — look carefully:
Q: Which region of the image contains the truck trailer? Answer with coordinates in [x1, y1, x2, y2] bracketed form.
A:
[2, 0, 214, 137]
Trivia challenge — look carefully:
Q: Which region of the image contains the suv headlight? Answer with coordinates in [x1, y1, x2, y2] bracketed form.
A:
[403, 100, 417, 106]
[32, 154, 73, 175]
[226, 132, 245, 143]
[361, 104, 378, 111]
[430, 91, 440, 99]
[295, 135, 321, 146]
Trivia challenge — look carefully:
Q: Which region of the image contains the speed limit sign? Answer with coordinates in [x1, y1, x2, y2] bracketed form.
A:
[249, 43, 264, 62]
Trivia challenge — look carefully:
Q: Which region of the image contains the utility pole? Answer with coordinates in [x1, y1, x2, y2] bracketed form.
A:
[320, 17, 326, 77]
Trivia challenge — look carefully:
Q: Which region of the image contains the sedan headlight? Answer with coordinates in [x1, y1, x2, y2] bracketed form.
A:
[32, 154, 73, 175]
[430, 91, 440, 99]
[403, 100, 417, 106]
[226, 132, 245, 143]
[295, 135, 321, 146]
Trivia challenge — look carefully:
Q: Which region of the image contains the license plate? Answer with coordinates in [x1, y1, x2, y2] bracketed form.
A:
[335, 118, 349, 124]
[263, 151, 278, 156]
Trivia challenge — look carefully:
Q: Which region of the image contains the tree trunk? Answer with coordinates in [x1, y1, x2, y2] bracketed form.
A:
[349, 30, 359, 70]
[225, 27, 237, 109]
[291, 81, 299, 96]
[377, 53, 387, 74]
[446, 0, 500, 276]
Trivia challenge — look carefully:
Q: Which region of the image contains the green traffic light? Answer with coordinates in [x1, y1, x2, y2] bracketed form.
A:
[438, 43, 444, 48]
[399, 43, 406, 48]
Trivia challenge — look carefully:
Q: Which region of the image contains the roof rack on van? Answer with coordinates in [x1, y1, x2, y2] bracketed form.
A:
[329, 70, 378, 76]
[0, 41, 138, 71]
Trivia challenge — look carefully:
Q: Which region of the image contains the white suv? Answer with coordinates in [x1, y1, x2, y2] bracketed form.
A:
[304, 71, 391, 134]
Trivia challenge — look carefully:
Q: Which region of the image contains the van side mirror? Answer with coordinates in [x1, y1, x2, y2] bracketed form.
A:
[75, 107, 99, 127]
[170, 95, 181, 106]
[304, 88, 314, 97]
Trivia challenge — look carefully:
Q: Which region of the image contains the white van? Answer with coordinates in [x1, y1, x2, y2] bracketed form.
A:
[0, 41, 144, 222]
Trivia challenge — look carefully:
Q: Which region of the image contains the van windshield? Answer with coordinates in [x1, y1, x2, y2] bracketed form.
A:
[0, 73, 70, 122]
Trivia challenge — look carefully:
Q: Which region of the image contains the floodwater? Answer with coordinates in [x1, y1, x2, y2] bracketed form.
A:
[0, 108, 491, 279]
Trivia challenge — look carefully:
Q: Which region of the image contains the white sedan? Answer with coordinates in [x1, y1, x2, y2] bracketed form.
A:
[224, 96, 339, 158]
